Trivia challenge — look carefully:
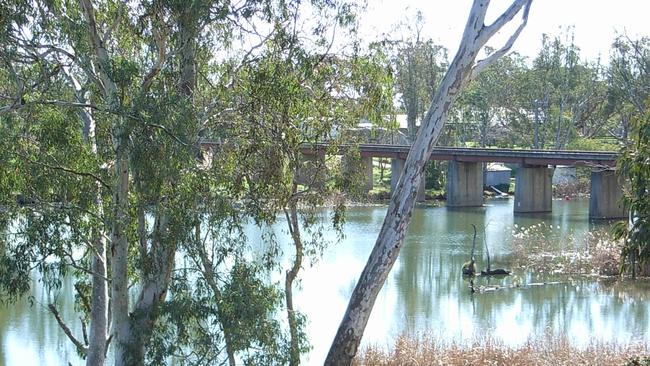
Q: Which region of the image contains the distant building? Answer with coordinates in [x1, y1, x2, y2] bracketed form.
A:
[484, 163, 511, 188]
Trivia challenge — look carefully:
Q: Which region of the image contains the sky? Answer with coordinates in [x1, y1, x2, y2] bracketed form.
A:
[357, 0, 649, 62]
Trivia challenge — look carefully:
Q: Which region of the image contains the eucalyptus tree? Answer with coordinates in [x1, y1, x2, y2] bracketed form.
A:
[611, 36, 649, 275]
[614, 99, 650, 277]
[0, 0, 382, 365]
[392, 12, 448, 141]
[207, 8, 394, 365]
[519, 31, 612, 150]
[455, 49, 522, 147]
[606, 36, 650, 143]
[325, 1, 533, 364]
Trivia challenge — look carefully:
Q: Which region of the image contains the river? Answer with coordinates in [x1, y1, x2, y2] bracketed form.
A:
[2, 197, 650, 365]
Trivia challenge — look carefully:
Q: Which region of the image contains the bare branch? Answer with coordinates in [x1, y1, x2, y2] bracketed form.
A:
[103, 2, 125, 41]
[80, 317, 89, 346]
[15, 151, 111, 190]
[140, 7, 169, 95]
[470, 0, 531, 81]
[144, 122, 192, 147]
[478, 0, 531, 47]
[48, 303, 88, 356]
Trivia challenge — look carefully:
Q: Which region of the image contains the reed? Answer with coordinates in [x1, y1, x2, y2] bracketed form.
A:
[354, 333, 649, 366]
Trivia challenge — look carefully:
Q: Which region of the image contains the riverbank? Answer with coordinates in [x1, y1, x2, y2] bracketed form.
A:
[354, 334, 649, 366]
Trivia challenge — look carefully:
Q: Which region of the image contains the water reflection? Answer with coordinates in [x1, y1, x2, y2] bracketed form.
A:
[0, 276, 83, 365]
[2, 198, 649, 366]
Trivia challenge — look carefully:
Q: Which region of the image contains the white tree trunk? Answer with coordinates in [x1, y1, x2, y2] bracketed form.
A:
[324, 1, 532, 364]
[79, 2, 135, 364]
[85, 93, 109, 366]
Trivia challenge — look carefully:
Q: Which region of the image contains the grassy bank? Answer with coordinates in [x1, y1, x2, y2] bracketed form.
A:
[354, 334, 649, 366]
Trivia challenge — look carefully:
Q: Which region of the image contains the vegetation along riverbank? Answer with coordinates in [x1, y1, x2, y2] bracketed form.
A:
[354, 334, 650, 366]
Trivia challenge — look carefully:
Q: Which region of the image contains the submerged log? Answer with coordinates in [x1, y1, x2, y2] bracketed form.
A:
[480, 268, 511, 276]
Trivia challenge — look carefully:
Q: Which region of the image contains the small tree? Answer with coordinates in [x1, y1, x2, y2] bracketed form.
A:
[614, 101, 649, 276]
[611, 36, 649, 276]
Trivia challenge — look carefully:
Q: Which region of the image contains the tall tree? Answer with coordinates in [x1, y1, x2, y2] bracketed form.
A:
[325, 1, 532, 364]
[611, 36, 650, 276]
[393, 12, 448, 141]
[606, 36, 650, 143]
[0, 0, 385, 365]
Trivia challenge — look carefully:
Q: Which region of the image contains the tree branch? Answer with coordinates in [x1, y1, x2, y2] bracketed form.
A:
[48, 303, 88, 356]
[80, 0, 119, 103]
[479, 0, 531, 46]
[470, 0, 531, 81]
[15, 151, 111, 190]
[140, 7, 168, 95]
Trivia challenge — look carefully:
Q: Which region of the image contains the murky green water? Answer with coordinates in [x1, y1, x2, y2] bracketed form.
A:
[2, 198, 649, 366]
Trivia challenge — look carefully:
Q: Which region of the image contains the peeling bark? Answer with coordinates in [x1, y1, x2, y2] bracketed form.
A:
[325, 1, 532, 364]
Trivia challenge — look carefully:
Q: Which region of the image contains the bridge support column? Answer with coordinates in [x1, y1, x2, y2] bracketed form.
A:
[342, 155, 373, 193]
[514, 165, 552, 213]
[446, 161, 483, 207]
[589, 170, 626, 219]
[391, 158, 425, 202]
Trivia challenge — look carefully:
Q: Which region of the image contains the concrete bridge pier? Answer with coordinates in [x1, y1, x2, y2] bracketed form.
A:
[446, 161, 484, 207]
[390, 158, 425, 202]
[589, 170, 626, 219]
[342, 155, 373, 193]
[514, 165, 552, 213]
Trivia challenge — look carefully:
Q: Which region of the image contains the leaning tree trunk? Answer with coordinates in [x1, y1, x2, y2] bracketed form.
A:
[324, 1, 532, 364]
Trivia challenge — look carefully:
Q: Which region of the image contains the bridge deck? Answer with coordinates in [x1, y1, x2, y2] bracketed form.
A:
[199, 140, 617, 166]
[300, 143, 617, 167]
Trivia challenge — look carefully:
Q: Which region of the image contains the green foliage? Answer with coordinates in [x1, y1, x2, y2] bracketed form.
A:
[425, 161, 445, 191]
[221, 262, 289, 362]
[565, 137, 619, 151]
[147, 259, 291, 366]
[0, 0, 392, 364]
[625, 356, 650, 366]
[609, 35, 649, 276]
[613, 98, 650, 274]
[446, 29, 623, 150]
[390, 19, 448, 140]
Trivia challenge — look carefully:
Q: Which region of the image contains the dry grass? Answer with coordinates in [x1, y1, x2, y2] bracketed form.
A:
[354, 334, 649, 366]
[510, 223, 623, 276]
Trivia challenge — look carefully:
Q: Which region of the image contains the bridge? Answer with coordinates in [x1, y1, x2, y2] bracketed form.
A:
[300, 143, 617, 166]
[202, 140, 624, 220]
[301, 143, 623, 220]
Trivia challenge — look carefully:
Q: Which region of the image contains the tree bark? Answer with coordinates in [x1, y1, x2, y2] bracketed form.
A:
[110, 147, 131, 366]
[79, 2, 129, 365]
[85, 91, 108, 366]
[324, 1, 532, 364]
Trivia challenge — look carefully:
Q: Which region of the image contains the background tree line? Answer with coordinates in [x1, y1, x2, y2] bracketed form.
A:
[390, 26, 648, 152]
